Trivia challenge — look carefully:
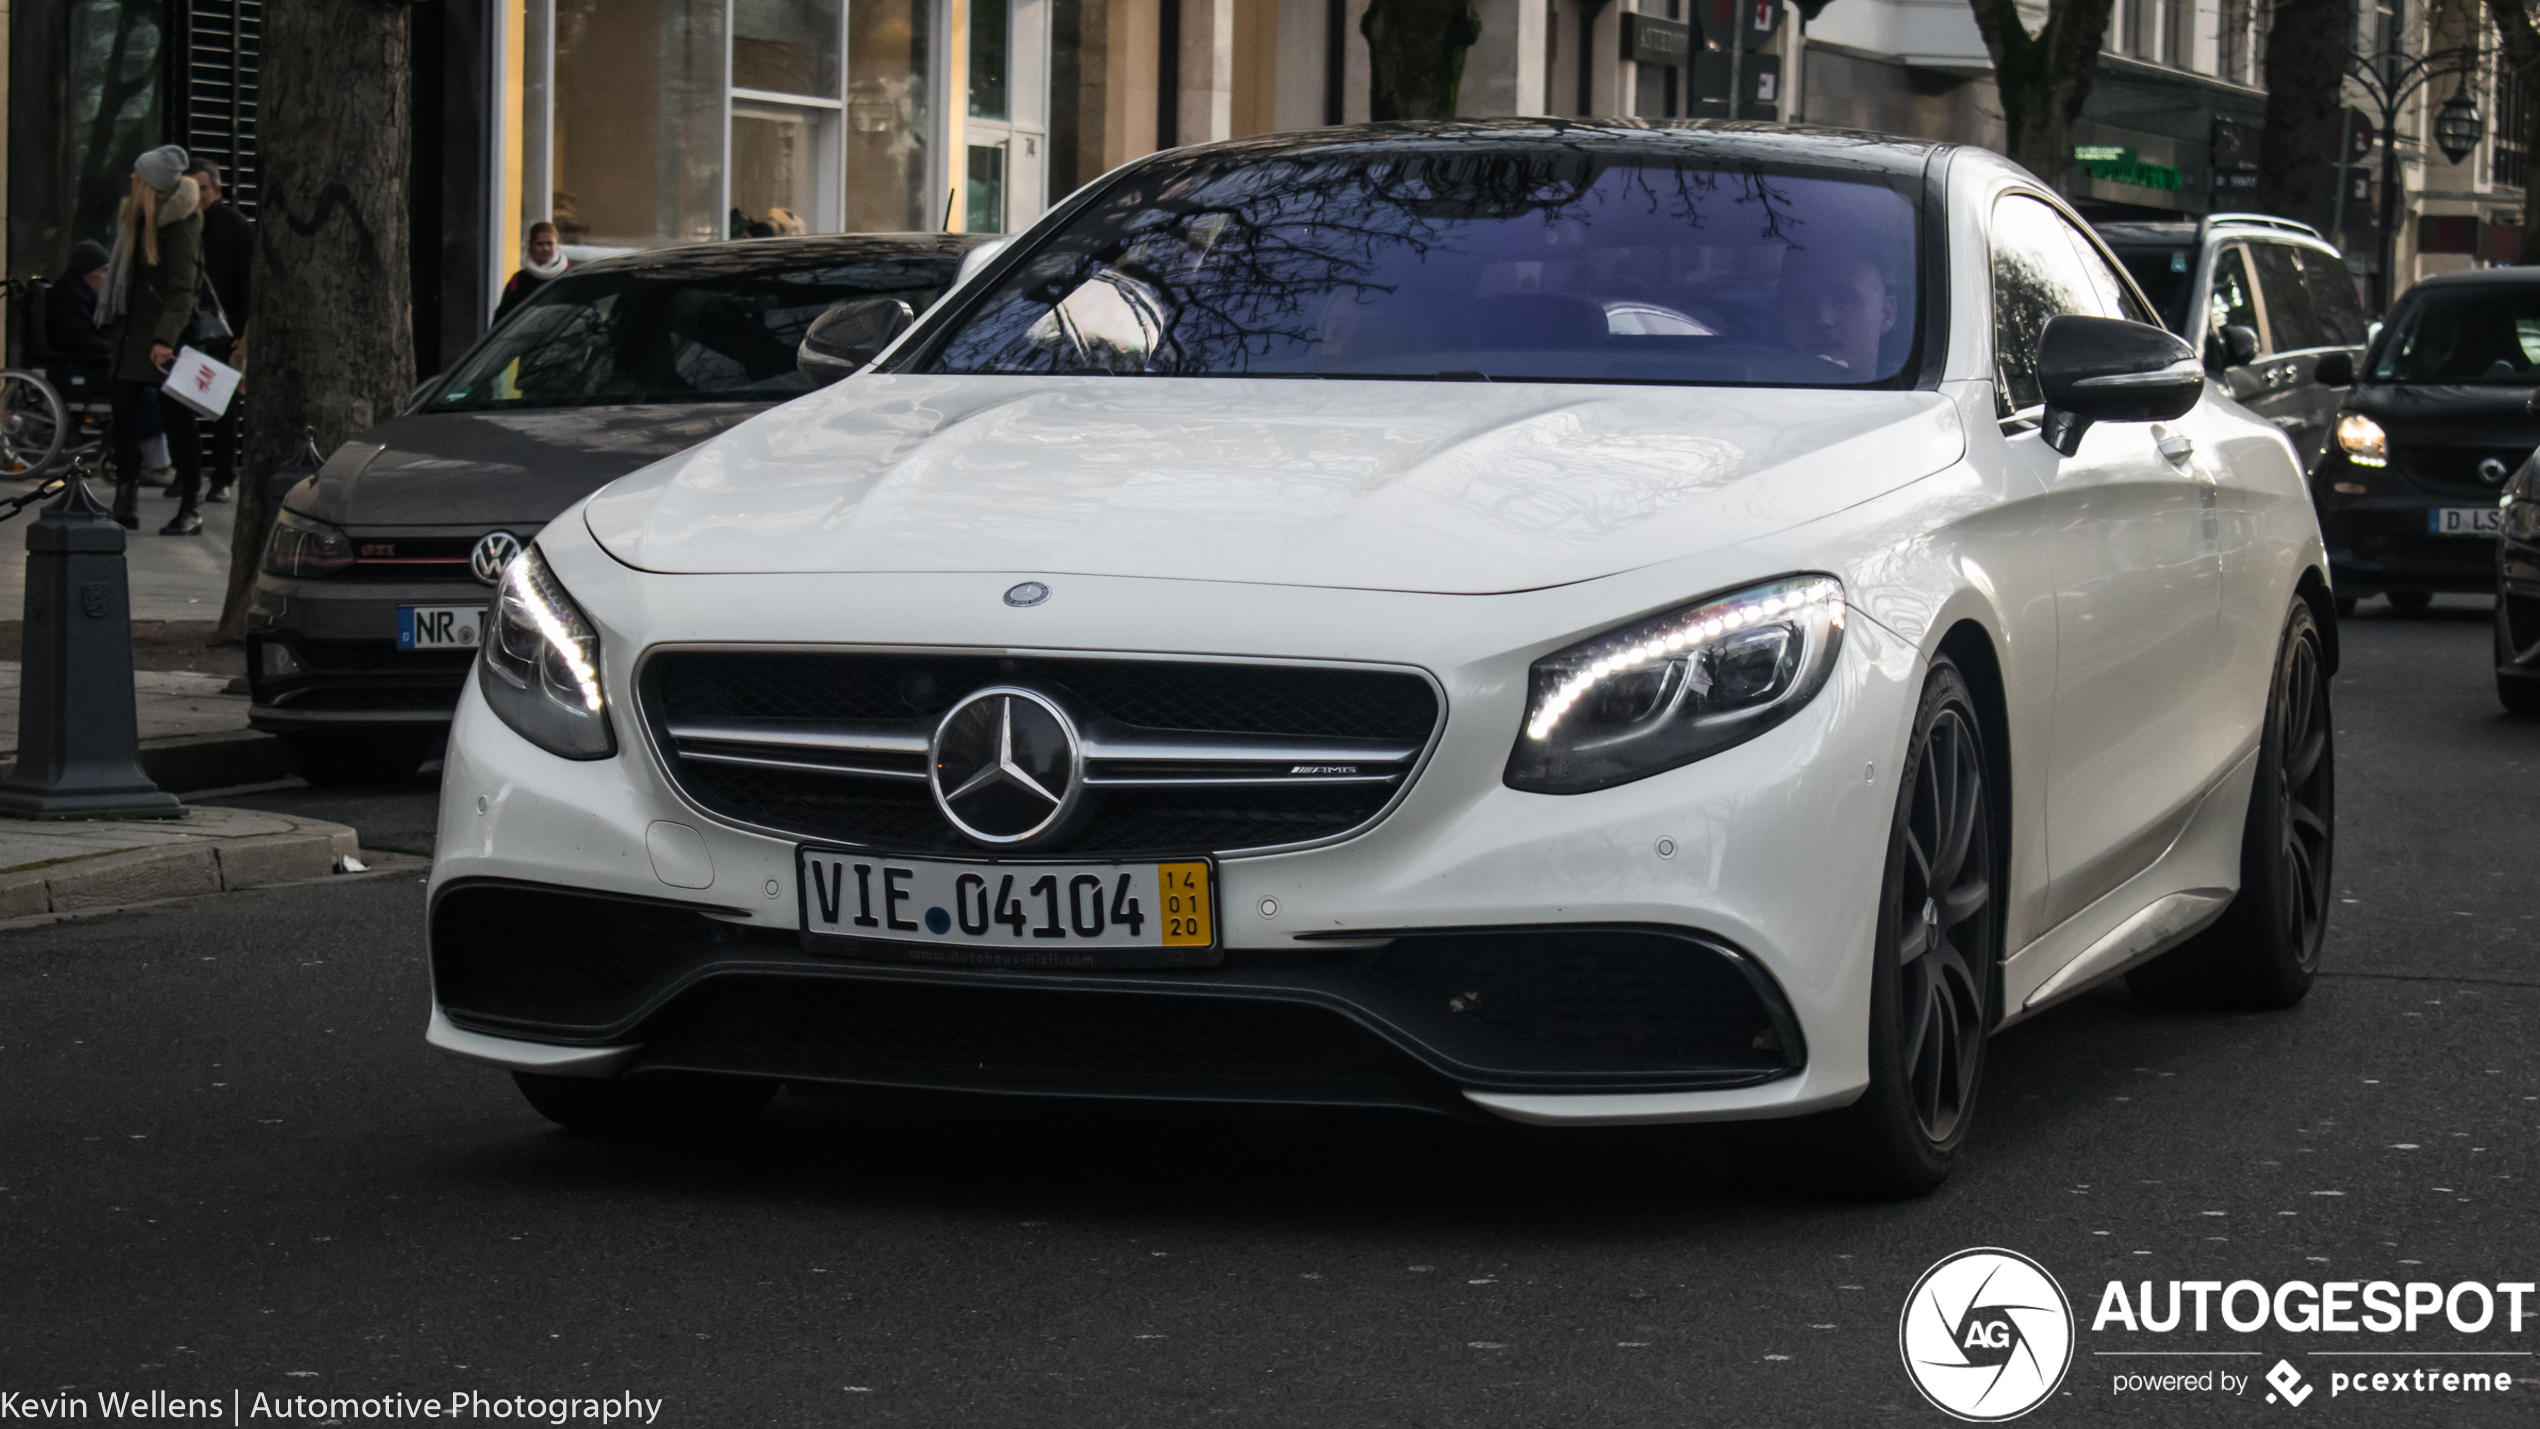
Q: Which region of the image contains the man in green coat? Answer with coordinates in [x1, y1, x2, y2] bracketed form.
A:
[96, 142, 210, 534]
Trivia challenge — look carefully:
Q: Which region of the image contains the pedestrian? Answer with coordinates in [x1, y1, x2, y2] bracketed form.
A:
[494, 221, 567, 322]
[96, 142, 209, 535]
[185, 157, 251, 504]
[48, 241, 175, 483]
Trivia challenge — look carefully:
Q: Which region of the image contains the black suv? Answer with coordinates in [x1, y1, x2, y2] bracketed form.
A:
[2096, 213, 2370, 476]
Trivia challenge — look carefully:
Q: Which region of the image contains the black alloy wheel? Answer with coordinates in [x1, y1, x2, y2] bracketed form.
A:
[2496, 595, 2540, 716]
[2131, 598, 2333, 1008]
[1823, 658, 1999, 1197]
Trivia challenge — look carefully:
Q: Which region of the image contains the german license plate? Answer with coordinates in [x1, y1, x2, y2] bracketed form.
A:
[796, 849, 1218, 968]
[2429, 506, 2503, 536]
[398, 605, 485, 649]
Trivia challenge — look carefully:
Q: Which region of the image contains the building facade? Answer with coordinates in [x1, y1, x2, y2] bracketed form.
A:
[4, 0, 2524, 375]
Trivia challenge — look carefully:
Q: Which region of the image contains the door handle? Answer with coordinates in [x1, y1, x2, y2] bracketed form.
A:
[2157, 433, 2196, 465]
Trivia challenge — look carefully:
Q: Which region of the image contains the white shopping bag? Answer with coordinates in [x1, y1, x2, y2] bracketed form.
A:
[161, 345, 242, 419]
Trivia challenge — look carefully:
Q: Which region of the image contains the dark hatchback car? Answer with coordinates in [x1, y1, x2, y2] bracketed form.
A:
[248, 233, 989, 784]
[2312, 269, 2540, 612]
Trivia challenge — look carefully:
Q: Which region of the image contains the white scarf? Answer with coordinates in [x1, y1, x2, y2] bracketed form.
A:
[520, 247, 568, 280]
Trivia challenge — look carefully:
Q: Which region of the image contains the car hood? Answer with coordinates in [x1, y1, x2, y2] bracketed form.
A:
[290, 404, 776, 528]
[584, 376, 1965, 595]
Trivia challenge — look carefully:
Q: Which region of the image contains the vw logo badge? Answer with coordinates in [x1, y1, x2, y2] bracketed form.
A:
[1004, 581, 1051, 607]
[471, 530, 524, 586]
[2479, 456, 2512, 486]
[930, 686, 1083, 846]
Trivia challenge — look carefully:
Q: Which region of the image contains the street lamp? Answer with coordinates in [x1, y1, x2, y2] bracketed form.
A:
[2435, 88, 2486, 166]
[2346, 45, 2484, 313]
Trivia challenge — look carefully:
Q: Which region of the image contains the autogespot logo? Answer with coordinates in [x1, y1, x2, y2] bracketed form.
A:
[1900, 1248, 2076, 1422]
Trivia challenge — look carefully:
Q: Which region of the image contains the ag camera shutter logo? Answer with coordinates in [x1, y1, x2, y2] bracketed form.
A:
[1899, 1247, 2075, 1421]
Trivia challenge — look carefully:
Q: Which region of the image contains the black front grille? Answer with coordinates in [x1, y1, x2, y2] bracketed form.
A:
[641, 651, 1442, 856]
[2396, 446, 2525, 495]
[289, 641, 479, 674]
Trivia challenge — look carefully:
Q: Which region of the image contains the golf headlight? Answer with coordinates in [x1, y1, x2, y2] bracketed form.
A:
[260, 509, 354, 577]
[480, 546, 615, 760]
[2336, 412, 2388, 467]
[1506, 575, 1846, 794]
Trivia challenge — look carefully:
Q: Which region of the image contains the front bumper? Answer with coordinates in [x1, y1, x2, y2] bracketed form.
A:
[247, 569, 495, 730]
[2316, 452, 2504, 597]
[427, 554, 1923, 1126]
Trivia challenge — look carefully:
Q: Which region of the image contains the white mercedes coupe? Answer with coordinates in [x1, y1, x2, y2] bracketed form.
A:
[426, 122, 2336, 1193]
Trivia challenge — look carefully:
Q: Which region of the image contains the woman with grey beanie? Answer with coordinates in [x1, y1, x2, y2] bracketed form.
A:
[96, 142, 209, 534]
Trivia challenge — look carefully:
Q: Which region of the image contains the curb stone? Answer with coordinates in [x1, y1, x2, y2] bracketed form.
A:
[0, 813, 359, 916]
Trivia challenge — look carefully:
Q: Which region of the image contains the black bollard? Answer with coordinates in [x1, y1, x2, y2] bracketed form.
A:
[0, 476, 182, 819]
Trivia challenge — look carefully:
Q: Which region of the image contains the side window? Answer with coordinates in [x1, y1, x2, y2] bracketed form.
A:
[1990, 195, 2113, 415]
[2062, 227, 2159, 328]
[2249, 243, 2329, 352]
[2299, 251, 2371, 347]
[2207, 246, 2262, 350]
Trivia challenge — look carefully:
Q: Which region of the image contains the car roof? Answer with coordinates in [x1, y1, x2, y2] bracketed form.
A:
[564, 232, 993, 280]
[1160, 119, 1950, 180]
[2401, 265, 2540, 289]
[2096, 214, 2332, 249]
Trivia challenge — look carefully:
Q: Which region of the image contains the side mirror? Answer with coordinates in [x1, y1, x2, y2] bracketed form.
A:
[954, 237, 1012, 289]
[796, 297, 916, 388]
[2037, 314, 2204, 457]
[2314, 352, 2355, 387]
[2203, 322, 2260, 371]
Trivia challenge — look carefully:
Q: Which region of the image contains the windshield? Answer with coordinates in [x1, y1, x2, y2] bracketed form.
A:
[432, 258, 959, 410]
[922, 147, 1924, 387]
[2371, 286, 2540, 384]
[2111, 247, 2194, 334]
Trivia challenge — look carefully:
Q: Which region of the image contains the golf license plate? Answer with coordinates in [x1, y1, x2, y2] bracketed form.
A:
[2429, 506, 2504, 536]
[398, 604, 485, 649]
[796, 849, 1218, 968]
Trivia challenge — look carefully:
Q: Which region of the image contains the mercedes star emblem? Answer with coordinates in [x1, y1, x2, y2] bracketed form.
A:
[471, 530, 524, 586]
[1004, 581, 1051, 607]
[929, 686, 1084, 845]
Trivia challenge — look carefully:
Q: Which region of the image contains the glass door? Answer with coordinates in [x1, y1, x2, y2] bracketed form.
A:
[963, 0, 1046, 232]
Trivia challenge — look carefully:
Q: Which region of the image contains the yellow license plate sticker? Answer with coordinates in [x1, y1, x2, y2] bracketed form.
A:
[1157, 862, 1213, 945]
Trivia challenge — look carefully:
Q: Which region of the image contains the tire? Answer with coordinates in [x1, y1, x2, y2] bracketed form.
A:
[512, 1071, 777, 1135]
[2496, 596, 2540, 715]
[2129, 599, 2334, 1009]
[2385, 590, 2432, 612]
[1820, 658, 2000, 1198]
[277, 730, 433, 787]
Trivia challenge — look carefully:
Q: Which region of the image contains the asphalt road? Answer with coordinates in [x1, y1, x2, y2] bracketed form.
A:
[3, 596, 2535, 1427]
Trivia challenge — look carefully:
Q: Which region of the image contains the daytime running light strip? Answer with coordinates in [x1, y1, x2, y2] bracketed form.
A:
[1524, 579, 1844, 743]
[508, 557, 605, 713]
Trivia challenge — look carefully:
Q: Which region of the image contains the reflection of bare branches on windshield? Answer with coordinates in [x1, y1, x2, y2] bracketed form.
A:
[929, 130, 1886, 377]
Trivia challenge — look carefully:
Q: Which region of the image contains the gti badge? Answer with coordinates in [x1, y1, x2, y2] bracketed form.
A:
[1004, 581, 1051, 607]
[929, 686, 1085, 846]
[471, 530, 524, 586]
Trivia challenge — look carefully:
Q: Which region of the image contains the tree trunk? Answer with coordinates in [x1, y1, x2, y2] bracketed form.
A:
[216, 0, 415, 641]
[2254, 0, 2350, 223]
[2487, 0, 2540, 260]
[1361, 0, 1483, 120]
[1966, 0, 2124, 193]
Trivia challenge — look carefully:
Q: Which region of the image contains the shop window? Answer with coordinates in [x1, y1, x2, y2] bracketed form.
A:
[733, 0, 842, 95]
[552, 0, 727, 247]
[847, 0, 932, 231]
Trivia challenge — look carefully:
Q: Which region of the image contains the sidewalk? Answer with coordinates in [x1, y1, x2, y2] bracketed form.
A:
[0, 803, 365, 919]
[0, 475, 239, 622]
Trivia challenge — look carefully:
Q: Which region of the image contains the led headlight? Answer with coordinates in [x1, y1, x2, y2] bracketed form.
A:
[260, 509, 354, 577]
[2335, 412, 2388, 468]
[1506, 575, 1845, 794]
[479, 545, 615, 760]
